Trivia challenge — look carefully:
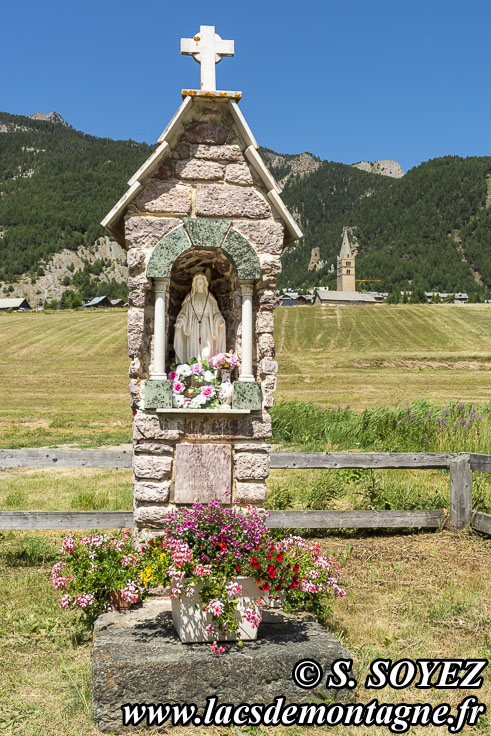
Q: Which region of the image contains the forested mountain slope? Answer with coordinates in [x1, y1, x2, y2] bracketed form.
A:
[0, 110, 489, 304]
[280, 156, 491, 294]
[0, 111, 151, 301]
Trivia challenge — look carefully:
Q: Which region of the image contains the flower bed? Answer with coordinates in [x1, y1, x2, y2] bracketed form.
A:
[51, 531, 146, 627]
[52, 502, 346, 653]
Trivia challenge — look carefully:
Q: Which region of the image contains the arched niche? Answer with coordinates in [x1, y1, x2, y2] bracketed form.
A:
[167, 248, 241, 367]
[146, 219, 260, 381]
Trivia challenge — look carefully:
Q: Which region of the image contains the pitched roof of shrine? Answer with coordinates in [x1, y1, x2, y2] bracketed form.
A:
[101, 93, 303, 247]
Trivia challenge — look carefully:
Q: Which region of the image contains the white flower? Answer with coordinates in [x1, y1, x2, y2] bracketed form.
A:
[189, 394, 207, 408]
[203, 370, 215, 383]
[176, 363, 192, 377]
[173, 395, 185, 408]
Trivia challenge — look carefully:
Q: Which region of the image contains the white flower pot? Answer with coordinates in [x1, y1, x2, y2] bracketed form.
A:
[171, 577, 261, 643]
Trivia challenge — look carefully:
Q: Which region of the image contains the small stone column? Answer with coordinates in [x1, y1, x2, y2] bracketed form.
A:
[239, 282, 254, 381]
[151, 278, 169, 379]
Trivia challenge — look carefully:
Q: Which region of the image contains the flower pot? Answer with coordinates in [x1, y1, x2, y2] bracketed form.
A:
[171, 577, 261, 643]
[109, 590, 132, 610]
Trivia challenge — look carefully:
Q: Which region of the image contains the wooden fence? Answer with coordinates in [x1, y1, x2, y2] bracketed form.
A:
[0, 449, 489, 534]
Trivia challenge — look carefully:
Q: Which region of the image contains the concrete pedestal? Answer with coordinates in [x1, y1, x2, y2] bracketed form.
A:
[91, 599, 354, 733]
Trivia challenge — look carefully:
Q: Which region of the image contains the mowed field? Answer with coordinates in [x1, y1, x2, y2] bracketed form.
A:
[275, 303, 491, 407]
[0, 304, 490, 447]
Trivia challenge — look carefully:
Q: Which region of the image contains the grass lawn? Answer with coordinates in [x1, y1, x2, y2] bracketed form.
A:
[1, 304, 490, 447]
[0, 529, 488, 735]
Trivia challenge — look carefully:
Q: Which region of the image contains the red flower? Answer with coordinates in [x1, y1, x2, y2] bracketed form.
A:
[293, 563, 299, 574]
[268, 554, 273, 561]
[218, 541, 227, 550]
[274, 583, 282, 591]
[267, 564, 277, 579]
[262, 583, 270, 591]
[251, 556, 258, 565]
[256, 579, 261, 585]
[236, 564, 241, 573]
[277, 553, 283, 562]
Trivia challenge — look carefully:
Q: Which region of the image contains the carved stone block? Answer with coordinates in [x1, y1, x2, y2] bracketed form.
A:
[144, 379, 173, 410]
[174, 444, 232, 503]
[232, 381, 263, 411]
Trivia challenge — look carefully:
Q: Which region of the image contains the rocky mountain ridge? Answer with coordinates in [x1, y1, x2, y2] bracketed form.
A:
[0, 110, 488, 303]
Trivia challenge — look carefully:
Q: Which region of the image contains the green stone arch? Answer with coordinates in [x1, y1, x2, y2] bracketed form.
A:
[146, 218, 261, 280]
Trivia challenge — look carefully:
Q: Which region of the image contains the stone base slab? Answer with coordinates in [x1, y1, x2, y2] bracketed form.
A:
[91, 599, 354, 732]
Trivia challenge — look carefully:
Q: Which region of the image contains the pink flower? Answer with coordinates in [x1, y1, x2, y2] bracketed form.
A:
[59, 594, 71, 609]
[121, 553, 139, 568]
[172, 380, 185, 394]
[193, 564, 212, 577]
[226, 581, 243, 597]
[120, 581, 139, 604]
[192, 362, 203, 375]
[243, 606, 262, 628]
[205, 623, 217, 637]
[210, 641, 227, 654]
[201, 385, 215, 398]
[206, 599, 224, 617]
[60, 534, 76, 555]
[73, 593, 95, 609]
[168, 370, 178, 381]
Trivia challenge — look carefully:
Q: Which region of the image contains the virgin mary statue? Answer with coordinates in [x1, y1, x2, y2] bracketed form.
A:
[173, 273, 226, 363]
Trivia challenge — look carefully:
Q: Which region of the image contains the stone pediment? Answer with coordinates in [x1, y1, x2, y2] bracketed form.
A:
[101, 94, 302, 246]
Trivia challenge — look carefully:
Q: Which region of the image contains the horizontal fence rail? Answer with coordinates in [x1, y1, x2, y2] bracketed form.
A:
[471, 512, 491, 535]
[0, 449, 489, 533]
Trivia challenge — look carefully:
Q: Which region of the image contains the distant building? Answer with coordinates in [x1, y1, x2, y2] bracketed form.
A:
[314, 288, 377, 305]
[83, 296, 114, 308]
[337, 228, 356, 292]
[0, 297, 32, 311]
[110, 299, 125, 307]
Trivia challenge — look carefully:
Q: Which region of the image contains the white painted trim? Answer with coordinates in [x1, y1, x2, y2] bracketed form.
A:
[229, 101, 259, 150]
[244, 145, 282, 194]
[157, 96, 193, 143]
[100, 181, 142, 230]
[127, 141, 170, 187]
[267, 189, 303, 242]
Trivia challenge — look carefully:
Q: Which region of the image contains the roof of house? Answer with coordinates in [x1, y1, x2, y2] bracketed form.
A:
[84, 296, 112, 307]
[101, 93, 302, 246]
[315, 289, 376, 303]
[110, 299, 125, 306]
[0, 297, 31, 309]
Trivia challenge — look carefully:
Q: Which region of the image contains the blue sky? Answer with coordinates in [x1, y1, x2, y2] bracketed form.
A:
[2, 0, 490, 172]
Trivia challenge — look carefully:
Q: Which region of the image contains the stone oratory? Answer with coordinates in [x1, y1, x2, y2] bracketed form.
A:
[102, 26, 302, 529]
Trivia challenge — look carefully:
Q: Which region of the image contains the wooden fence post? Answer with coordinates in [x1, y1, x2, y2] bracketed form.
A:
[449, 454, 472, 530]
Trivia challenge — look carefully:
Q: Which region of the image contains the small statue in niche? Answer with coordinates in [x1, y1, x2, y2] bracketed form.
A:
[174, 273, 226, 363]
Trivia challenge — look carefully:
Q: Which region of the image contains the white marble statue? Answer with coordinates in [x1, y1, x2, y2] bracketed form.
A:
[174, 273, 226, 363]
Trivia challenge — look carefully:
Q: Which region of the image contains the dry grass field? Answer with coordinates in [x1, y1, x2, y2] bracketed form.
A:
[0, 305, 489, 735]
[275, 304, 491, 407]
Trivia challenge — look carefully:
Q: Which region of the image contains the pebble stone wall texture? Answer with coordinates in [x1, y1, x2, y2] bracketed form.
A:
[124, 99, 287, 529]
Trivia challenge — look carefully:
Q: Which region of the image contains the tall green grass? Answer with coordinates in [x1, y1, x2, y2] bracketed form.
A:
[271, 400, 491, 453]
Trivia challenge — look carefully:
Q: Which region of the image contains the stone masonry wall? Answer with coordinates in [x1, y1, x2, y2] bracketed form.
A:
[124, 99, 284, 528]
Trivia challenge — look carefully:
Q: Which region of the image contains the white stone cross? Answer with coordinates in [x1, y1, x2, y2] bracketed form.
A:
[181, 25, 234, 91]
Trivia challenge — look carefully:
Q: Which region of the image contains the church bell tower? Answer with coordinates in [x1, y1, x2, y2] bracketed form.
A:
[337, 228, 356, 291]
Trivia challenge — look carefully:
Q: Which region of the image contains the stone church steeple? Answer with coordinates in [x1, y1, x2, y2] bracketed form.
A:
[337, 228, 356, 291]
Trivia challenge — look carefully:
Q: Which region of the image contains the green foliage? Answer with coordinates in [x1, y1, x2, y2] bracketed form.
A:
[0, 111, 151, 283]
[279, 155, 491, 295]
[271, 400, 491, 453]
